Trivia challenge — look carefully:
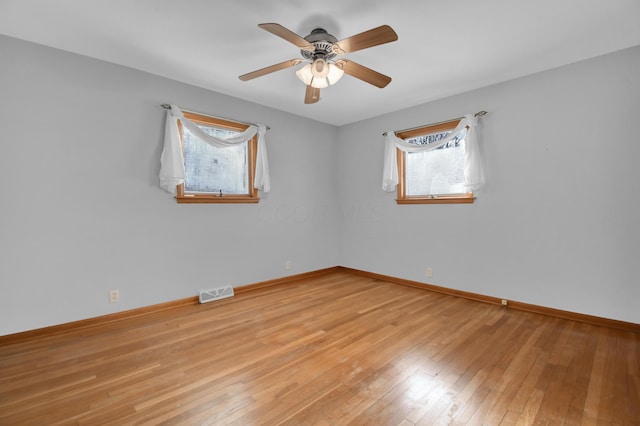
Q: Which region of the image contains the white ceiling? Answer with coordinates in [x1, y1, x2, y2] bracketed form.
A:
[1, 0, 639, 126]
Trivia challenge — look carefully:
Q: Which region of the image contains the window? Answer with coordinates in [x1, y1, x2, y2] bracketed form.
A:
[176, 111, 259, 203]
[396, 119, 475, 204]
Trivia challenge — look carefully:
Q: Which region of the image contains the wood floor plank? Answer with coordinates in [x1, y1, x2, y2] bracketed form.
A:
[1, 270, 638, 425]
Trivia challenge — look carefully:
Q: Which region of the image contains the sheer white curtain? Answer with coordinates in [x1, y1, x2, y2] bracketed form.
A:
[381, 114, 485, 192]
[159, 105, 270, 194]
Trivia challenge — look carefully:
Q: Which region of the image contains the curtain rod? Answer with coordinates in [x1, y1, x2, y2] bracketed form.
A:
[161, 104, 270, 130]
[382, 110, 487, 136]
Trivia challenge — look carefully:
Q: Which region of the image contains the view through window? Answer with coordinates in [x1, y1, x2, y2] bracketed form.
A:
[405, 128, 467, 196]
[176, 111, 259, 203]
[183, 125, 248, 195]
[396, 119, 474, 204]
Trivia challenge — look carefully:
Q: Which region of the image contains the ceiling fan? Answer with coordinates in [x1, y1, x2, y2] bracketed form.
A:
[239, 23, 398, 104]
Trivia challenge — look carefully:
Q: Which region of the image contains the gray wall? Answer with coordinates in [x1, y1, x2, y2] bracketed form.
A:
[0, 36, 340, 335]
[337, 45, 640, 324]
[1, 35, 638, 336]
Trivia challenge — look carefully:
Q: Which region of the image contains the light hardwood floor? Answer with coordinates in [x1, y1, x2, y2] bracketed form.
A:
[1, 271, 638, 425]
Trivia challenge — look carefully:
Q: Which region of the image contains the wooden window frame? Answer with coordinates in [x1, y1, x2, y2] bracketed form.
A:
[175, 111, 259, 204]
[396, 119, 475, 205]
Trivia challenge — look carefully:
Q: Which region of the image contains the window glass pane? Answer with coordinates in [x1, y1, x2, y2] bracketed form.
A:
[406, 129, 467, 196]
[182, 125, 248, 194]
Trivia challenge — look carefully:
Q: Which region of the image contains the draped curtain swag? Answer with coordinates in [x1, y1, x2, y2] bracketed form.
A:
[381, 114, 485, 192]
[159, 105, 270, 194]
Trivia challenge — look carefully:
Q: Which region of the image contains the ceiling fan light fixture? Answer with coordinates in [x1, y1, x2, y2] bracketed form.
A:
[313, 79, 329, 89]
[326, 63, 344, 85]
[311, 58, 329, 78]
[296, 62, 344, 89]
[296, 64, 314, 85]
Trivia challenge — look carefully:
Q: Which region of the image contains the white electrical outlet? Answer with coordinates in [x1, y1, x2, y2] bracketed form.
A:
[109, 289, 120, 303]
[501, 299, 508, 306]
[285, 260, 292, 270]
[426, 267, 433, 278]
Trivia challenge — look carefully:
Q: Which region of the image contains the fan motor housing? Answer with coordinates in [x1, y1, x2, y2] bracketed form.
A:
[301, 28, 337, 60]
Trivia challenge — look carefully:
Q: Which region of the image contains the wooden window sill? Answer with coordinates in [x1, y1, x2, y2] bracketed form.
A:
[176, 195, 260, 204]
[396, 193, 475, 204]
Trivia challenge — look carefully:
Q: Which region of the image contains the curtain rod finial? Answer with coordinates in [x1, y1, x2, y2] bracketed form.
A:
[161, 103, 171, 110]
